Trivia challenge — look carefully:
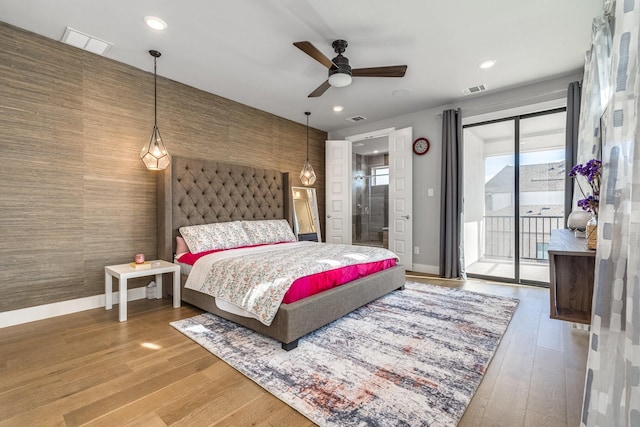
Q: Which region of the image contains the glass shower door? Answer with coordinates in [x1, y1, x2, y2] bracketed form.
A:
[352, 174, 388, 247]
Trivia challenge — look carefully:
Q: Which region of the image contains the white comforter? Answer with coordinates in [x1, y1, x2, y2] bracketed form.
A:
[184, 241, 397, 326]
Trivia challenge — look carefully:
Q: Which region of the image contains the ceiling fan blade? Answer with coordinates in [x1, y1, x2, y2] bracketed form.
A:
[294, 41, 336, 69]
[352, 65, 408, 78]
[308, 80, 331, 97]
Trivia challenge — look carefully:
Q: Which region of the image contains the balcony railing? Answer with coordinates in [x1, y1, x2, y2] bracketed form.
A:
[483, 215, 564, 261]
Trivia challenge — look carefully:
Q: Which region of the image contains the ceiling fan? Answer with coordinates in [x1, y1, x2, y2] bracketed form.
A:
[293, 39, 408, 97]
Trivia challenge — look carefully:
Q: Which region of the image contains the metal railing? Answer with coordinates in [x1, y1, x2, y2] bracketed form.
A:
[483, 215, 564, 261]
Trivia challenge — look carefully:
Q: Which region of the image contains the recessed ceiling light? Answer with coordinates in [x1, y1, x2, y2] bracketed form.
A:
[333, 106, 344, 112]
[144, 16, 167, 31]
[478, 59, 496, 69]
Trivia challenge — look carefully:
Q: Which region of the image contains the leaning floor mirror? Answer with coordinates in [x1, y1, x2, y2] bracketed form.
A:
[291, 187, 321, 242]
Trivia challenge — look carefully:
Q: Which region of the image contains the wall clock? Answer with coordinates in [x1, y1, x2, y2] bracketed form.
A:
[413, 137, 430, 155]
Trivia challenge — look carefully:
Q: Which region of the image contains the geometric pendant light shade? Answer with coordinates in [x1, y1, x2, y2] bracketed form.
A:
[140, 49, 171, 170]
[299, 111, 316, 186]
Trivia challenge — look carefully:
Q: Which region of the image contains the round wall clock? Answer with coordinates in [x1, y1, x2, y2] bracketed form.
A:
[413, 137, 430, 155]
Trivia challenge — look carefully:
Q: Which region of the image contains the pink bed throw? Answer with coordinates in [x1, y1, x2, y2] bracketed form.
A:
[184, 242, 398, 325]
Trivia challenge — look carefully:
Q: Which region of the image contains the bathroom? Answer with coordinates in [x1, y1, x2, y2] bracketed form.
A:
[352, 137, 389, 248]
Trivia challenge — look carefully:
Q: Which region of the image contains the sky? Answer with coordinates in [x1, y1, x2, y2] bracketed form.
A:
[485, 148, 565, 182]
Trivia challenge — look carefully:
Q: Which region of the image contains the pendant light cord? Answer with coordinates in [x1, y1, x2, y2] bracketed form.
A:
[154, 56, 158, 127]
[305, 111, 311, 161]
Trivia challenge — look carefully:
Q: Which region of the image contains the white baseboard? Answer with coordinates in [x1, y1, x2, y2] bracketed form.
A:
[408, 263, 440, 275]
[0, 288, 147, 329]
[1, 264, 442, 329]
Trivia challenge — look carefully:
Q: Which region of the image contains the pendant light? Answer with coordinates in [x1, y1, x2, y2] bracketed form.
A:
[300, 111, 316, 186]
[140, 49, 171, 170]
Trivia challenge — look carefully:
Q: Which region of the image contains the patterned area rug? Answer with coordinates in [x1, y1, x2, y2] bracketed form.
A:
[170, 282, 518, 426]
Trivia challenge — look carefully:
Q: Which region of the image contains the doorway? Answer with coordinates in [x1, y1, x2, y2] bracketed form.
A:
[325, 127, 413, 268]
[462, 108, 567, 285]
[352, 138, 389, 247]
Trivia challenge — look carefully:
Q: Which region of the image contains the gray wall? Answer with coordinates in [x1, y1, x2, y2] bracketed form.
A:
[329, 72, 581, 273]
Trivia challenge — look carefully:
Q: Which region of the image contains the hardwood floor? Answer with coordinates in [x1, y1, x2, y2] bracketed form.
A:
[0, 276, 588, 426]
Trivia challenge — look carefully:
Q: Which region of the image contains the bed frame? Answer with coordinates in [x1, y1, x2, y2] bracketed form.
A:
[158, 156, 406, 350]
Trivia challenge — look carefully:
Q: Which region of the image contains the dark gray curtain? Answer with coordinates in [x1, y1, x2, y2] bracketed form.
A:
[439, 108, 464, 279]
[564, 81, 581, 223]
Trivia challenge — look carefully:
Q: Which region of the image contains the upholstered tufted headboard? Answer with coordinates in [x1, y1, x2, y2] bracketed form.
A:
[158, 156, 289, 261]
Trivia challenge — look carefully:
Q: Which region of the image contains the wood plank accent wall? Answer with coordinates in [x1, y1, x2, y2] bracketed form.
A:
[0, 22, 326, 312]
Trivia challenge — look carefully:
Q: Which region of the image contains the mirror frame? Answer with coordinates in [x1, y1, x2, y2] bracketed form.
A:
[291, 186, 322, 242]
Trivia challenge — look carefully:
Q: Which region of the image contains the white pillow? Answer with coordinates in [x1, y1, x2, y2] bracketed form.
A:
[241, 219, 296, 245]
[179, 221, 252, 253]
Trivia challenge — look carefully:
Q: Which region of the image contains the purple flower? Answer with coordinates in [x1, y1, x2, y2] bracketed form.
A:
[568, 164, 582, 177]
[569, 159, 602, 217]
[577, 196, 598, 214]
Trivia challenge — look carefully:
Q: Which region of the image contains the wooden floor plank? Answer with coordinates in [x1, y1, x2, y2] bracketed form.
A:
[63, 356, 215, 426]
[527, 361, 568, 423]
[121, 412, 168, 427]
[458, 394, 489, 427]
[156, 363, 257, 425]
[524, 409, 569, 427]
[480, 371, 530, 427]
[213, 394, 315, 427]
[83, 367, 221, 427]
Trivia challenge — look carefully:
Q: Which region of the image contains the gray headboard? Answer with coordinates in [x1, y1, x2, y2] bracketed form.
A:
[158, 156, 289, 261]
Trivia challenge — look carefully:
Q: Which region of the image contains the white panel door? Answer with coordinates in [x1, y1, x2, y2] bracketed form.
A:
[325, 140, 352, 244]
[388, 127, 413, 269]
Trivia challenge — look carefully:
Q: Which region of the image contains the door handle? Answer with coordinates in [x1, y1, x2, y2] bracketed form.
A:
[327, 214, 332, 218]
[401, 215, 410, 219]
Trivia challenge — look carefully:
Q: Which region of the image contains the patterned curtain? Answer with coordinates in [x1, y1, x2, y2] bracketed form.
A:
[574, 5, 613, 207]
[581, 1, 640, 426]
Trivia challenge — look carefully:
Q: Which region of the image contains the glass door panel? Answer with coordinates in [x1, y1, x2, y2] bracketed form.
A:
[463, 120, 516, 280]
[352, 151, 389, 247]
[518, 111, 567, 282]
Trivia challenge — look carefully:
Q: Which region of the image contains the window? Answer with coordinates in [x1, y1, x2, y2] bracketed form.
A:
[371, 166, 389, 186]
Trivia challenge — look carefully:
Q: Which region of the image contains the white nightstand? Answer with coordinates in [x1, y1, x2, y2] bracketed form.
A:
[105, 260, 181, 322]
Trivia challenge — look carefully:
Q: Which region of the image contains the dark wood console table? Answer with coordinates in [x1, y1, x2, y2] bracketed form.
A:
[548, 229, 595, 324]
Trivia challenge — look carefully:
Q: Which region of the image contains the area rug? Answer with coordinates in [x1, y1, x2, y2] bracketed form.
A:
[170, 282, 518, 426]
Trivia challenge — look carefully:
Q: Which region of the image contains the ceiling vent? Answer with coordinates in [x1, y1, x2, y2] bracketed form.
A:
[61, 27, 113, 55]
[346, 115, 367, 123]
[462, 84, 488, 95]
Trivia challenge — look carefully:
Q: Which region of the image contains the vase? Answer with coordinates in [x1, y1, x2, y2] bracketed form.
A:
[586, 216, 597, 250]
[567, 210, 591, 238]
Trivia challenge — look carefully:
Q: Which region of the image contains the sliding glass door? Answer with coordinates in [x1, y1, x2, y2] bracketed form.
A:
[464, 119, 516, 280]
[463, 108, 567, 285]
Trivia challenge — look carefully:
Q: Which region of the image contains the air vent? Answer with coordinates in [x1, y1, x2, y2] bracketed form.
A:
[61, 27, 113, 55]
[346, 115, 367, 123]
[462, 84, 488, 95]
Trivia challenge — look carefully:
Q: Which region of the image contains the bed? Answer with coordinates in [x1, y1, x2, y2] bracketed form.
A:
[158, 156, 406, 350]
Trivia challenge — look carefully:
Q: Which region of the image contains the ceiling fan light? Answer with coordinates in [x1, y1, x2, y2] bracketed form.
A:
[329, 72, 352, 88]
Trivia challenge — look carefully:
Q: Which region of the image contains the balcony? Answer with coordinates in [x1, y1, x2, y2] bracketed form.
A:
[465, 215, 564, 284]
